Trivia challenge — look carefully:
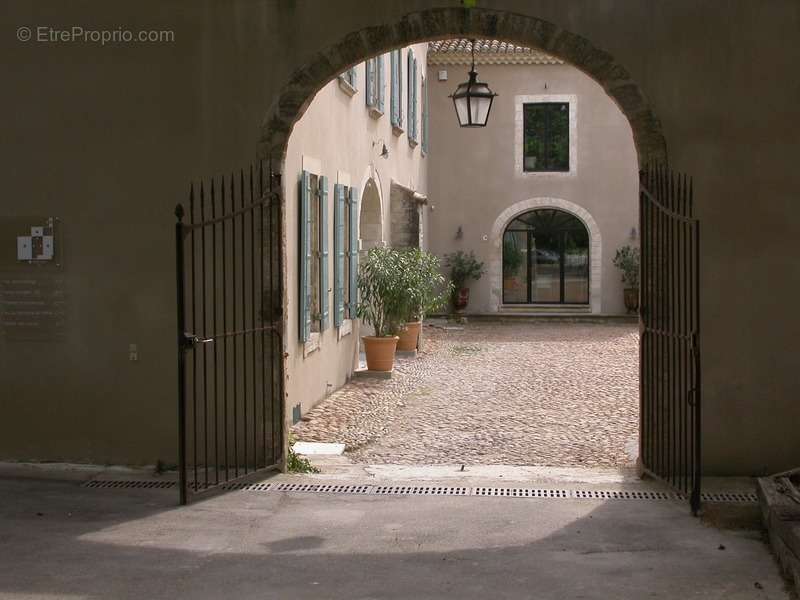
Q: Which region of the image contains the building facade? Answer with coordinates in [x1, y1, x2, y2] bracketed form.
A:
[284, 43, 429, 420]
[427, 40, 638, 315]
[1, 2, 798, 476]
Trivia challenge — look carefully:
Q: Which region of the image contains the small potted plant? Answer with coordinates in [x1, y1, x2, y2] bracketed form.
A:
[444, 250, 485, 311]
[396, 248, 452, 352]
[356, 247, 407, 371]
[613, 245, 640, 313]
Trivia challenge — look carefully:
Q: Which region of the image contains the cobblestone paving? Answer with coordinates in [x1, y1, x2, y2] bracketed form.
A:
[292, 321, 639, 467]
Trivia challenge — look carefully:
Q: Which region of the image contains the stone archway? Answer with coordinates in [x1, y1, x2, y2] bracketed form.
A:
[488, 198, 602, 314]
[259, 6, 666, 166]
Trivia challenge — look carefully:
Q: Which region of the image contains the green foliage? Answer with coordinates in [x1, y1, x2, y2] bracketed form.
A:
[502, 238, 525, 276]
[444, 250, 485, 289]
[613, 245, 640, 288]
[287, 434, 320, 474]
[397, 248, 452, 321]
[356, 247, 409, 337]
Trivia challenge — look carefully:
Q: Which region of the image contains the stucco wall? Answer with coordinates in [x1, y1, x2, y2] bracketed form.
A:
[427, 62, 638, 314]
[1, 1, 798, 475]
[283, 43, 428, 419]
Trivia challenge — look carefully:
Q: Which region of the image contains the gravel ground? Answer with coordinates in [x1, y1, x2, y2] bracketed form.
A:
[292, 321, 639, 467]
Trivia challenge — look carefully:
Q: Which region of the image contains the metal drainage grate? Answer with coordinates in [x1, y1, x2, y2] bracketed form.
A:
[572, 490, 682, 501]
[700, 492, 758, 503]
[473, 487, 568, 498]
[220, 482, 273, 491]
[80, 481, 759, 504]
[83, 480, 176, 489]
[373, 486, 470, 496]
[273, 483, 371, 494]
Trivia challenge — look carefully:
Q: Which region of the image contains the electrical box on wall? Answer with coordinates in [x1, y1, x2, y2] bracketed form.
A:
[438, 69, 448, 81]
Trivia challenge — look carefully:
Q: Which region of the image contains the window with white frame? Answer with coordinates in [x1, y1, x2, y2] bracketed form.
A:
[515, 94, 577, 176]
[365, 55, 385, 117]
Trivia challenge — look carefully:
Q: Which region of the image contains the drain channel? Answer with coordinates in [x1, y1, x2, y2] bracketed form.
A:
[80, 480, 758, 503]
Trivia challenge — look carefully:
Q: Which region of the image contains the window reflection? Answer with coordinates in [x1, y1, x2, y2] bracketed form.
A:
[502, 209, 589, 305]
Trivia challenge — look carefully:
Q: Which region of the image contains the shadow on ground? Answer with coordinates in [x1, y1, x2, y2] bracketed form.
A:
[0, 476, 792, 599]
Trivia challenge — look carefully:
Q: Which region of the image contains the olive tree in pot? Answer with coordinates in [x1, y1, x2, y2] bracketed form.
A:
[443, 250, 485, 312]
[613, 245, 640, 313]
[396, 248, 452, 352]
[356, 247, 407, 371]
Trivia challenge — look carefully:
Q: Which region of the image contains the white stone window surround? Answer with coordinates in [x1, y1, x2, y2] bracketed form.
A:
[337, 318, 352, 340]
[338, 67, 357, 96]
[488, 197, 602, 314]
[514, 94, 578, 178]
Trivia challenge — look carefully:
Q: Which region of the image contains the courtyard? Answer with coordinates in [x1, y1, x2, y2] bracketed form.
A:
[293, 320, 639, 468]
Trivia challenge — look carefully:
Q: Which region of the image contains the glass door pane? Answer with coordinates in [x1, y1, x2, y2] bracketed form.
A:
[502, 230, 528, 303]
[530, 232, 560, 303]
[563, 229, 589, 303]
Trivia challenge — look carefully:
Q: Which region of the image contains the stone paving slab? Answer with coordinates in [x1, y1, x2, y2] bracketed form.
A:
[293, 321, 639, 468]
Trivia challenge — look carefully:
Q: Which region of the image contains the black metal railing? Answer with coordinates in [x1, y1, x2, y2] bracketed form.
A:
[639, 165, 701, 514]
[175, 161, 283, 504]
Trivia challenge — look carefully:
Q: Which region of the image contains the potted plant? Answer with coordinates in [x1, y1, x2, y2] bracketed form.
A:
[396, 248, 452, 352]
[356, 247, 407, 371]
[613, 245, 640, 313]
[443, 250, 485, 311]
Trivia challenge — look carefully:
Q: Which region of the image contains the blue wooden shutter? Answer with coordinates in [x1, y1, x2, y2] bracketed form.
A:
[377, 54, 385, 113]
[348, 186, 359, 317]
[398, 52, 403, 127]
[365, 59, 374, 107]
[299, 170, 312, 342]
[390, 51, 399, 126]
[422, 75, 429, 153]
[407, 50, 414, 140]
[413, 57, 419, 140]
[319, 175, 330, 330]
[333, 183, 346, 327]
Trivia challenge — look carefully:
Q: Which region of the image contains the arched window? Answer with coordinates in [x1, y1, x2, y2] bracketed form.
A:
[502, 209, 590, 305]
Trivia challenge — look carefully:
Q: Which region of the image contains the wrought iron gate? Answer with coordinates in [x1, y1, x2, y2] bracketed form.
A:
[175, 161, 283, 504]
[639, 165, 701, 514]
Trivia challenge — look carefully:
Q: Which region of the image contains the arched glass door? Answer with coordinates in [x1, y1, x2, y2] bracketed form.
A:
[502, 209, 590, 305]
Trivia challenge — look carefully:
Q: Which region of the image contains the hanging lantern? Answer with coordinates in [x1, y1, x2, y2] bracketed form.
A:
[449, 39, 498, 127]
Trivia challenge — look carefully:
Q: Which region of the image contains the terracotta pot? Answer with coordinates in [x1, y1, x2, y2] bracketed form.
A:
[397, 321, 422, 352]
[362, 336, 399, 371]
[624, 288, 640, 314]
[453, 287, 470, 310]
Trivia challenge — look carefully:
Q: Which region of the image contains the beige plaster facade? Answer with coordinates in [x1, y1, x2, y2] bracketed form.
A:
[427, 60, 638, 315]
[283, 43, 429, 419]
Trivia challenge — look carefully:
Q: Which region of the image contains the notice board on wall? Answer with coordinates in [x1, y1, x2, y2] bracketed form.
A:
[0, 216, 66, 342]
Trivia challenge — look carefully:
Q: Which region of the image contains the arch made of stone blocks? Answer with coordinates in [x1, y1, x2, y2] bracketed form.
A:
[260, 6, 667, 167]
[489, 197, 602, 314]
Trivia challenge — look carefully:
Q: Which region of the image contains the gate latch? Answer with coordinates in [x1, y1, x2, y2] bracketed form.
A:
[181, 332, 214, 349]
